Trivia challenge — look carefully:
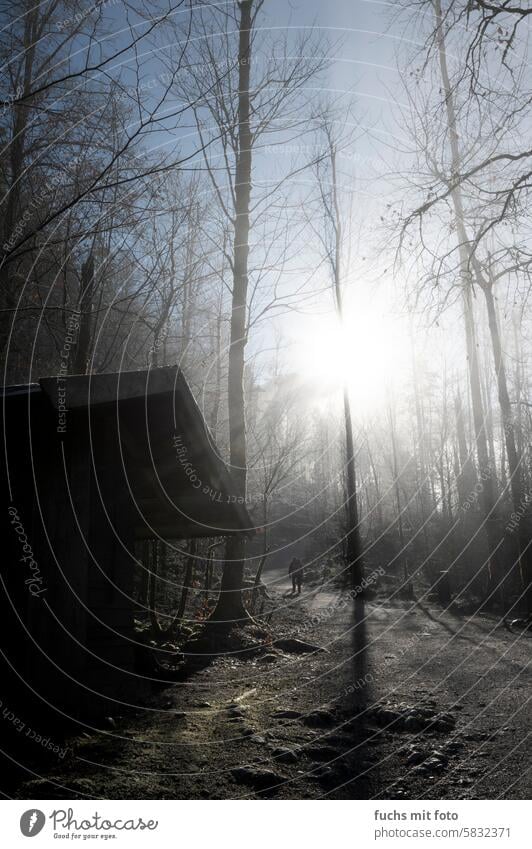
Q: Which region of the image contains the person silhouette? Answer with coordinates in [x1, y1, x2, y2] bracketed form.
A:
[288, 557, 304, 594]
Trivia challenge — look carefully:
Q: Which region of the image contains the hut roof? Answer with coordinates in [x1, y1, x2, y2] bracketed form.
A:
[2, 366, 251, 539]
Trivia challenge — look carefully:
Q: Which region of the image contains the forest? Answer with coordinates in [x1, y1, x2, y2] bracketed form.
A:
[0, 0, 531, 802]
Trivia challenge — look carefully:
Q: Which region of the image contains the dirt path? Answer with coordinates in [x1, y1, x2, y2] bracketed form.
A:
[9, 575, 531, 800]
[366, 599, 531, 800]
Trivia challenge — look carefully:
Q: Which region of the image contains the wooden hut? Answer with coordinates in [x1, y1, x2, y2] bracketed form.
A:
[1, 367, 250, 722]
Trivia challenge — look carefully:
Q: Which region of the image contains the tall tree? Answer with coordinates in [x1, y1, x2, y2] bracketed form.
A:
[183, 0, 329, 622]
[313, 117, 364, 590]
[211, 0, 254, 622]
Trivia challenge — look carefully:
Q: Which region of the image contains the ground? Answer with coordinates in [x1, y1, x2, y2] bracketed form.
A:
[7, 565, 531, 800]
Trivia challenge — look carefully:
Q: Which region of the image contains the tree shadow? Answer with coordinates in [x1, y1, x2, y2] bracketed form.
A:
[415, 599, 479, 643]
[315, 592, 373, 799]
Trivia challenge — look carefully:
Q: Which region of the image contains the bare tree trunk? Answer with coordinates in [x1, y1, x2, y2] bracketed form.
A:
[2, 8, 36, 253]
[148, 541, 163, 638]
[251, 495, 270, 612]
[481, 272, 532, 612]
[366, 438, 383, 532]
[0, 7, 41, 360]
[209, 293, 224, 438]
[329, 142, 363, 589]
[73, 253, 95, 374]
[512, 311, 525, 464]
[204, 539, 224, 602]
[454, 390, 476, 506]
[171, 539, 197, 628]
[140, 540, 150, 607]
[389, 401, 410, 590]
[180, 210, 198, 371]
[411, 344, 430, 556]
[434, 0, 503, 602]
[343, 387, 363, 587]
[482, 278, 522, 510]
[211, 0, 253, 624]
[251, 551, 269, 613]
[481, 345, 497, 477]
[176, 539, 197, 623]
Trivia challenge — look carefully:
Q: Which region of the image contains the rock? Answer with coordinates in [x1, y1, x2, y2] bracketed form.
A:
[231, 767, 285, 789]
[310, 766, 334, 780]
[250, 735, 266, 744]
[412, 765, 429, 775]
[273, 638, 326, 654]
[406, 750, 427, 766]
[444, 741, 463, 754]
[305, 745, 340, 762]
[272, 747, 299, 764]
[104, 716, 116, 729]
[423, 757, 446, 772]
[303, 709, 336, 728]
[379, 708, 402, 725]
[416, 707, 437, 719]
[403, 715, 423, 731]
[272, 709, 303, 719]
[369, 701, 456, 735]
[434, 719, 455, 732]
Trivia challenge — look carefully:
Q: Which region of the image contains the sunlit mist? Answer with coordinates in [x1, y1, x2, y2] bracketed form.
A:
[289, 291, 411, 413]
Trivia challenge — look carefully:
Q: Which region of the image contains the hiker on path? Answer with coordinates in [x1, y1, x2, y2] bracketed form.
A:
[288, 557, 304, 594]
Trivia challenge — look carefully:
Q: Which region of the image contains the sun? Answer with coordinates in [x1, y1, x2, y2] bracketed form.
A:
[289, 295, 411, 414]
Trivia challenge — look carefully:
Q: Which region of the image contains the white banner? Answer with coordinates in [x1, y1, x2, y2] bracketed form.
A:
[2, 800, 528, 848]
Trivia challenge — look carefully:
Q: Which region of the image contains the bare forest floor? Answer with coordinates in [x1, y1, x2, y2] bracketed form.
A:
[6, 566, 531, 800]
